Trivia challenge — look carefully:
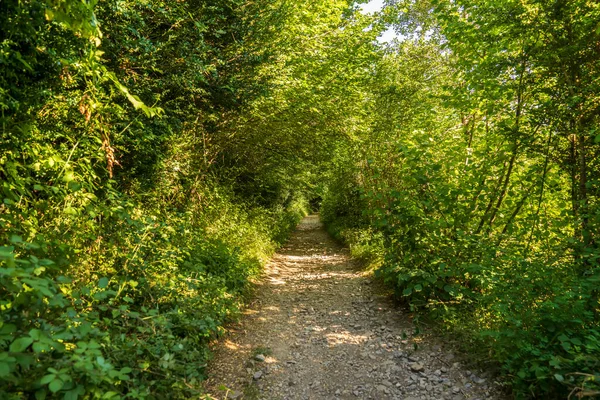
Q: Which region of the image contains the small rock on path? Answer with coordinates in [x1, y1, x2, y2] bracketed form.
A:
[204, 215, 504, 399]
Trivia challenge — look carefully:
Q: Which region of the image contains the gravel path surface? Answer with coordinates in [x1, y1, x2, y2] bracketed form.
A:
[204, 215, 505, 400]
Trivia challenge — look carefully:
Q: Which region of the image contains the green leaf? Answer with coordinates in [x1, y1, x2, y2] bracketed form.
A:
[13, 51, 34, 72]
[64, 389, 80, 400]
[32, 342, 47, 353]
[554, 374, 564, 382]
[570, 337, 582, 346]
[0, 246, 15, 259]
[0, 324, 16, 335]
[0, 361, 10, 377]
[98, 277, 109, 288]
[44, 8, 55, 21]
[10, 337, 33, 352]
[49, 379, 64, 393]
[40, 374, 56, 385]
[29, 329, 42, 340]
[9, 235, 22, 244]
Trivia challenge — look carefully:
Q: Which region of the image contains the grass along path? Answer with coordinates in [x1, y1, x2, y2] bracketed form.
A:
[204, 215, 504, 400]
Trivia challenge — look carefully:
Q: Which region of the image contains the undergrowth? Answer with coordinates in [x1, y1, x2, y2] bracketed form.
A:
[321, 190, 600, 399]
[1, 181, 306, 399]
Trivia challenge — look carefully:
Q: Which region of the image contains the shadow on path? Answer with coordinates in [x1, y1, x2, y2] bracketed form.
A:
[204, 215, 503, 400]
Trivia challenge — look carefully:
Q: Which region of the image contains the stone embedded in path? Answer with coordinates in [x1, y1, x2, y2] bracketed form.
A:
[410, 362, 425, 372]
[226, 391, 242, 399]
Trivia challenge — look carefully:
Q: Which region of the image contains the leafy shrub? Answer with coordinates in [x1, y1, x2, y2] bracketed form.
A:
[0, 183, 305, 399]
[0, 0, 309, 398]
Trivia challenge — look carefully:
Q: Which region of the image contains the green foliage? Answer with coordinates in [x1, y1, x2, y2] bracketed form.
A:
[322, 1, 600, 398]
[0, 181, 305, 398]
[1, 0, 316, 397]
[5, 0, 599, 397]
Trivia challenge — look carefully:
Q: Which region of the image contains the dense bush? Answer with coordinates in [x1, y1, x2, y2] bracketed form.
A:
[0, 0, 382, 395]
[321, 2, 600, 397]
[0, 0, 315, 398]
[1, 181, 305, 398]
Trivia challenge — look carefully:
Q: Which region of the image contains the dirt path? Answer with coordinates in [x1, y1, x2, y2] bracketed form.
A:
[204, 215, 503, 400]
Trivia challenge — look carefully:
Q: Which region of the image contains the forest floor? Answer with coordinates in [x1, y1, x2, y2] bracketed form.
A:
[204, 215, 505, 400]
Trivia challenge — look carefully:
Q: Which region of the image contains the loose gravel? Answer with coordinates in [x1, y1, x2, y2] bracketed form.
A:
[204, 215, 505, 400]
